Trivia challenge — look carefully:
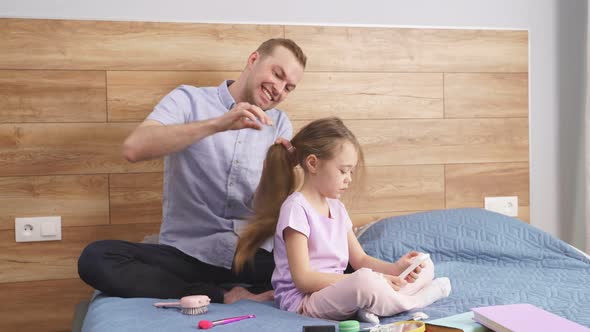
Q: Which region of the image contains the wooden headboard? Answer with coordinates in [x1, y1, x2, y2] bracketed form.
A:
[0, 18, 528, 331]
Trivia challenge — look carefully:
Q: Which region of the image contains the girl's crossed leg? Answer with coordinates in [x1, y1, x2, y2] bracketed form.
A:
[298, 259, 451, 321]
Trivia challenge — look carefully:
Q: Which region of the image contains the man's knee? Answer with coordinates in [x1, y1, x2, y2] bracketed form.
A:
[78, 240, 116, 282]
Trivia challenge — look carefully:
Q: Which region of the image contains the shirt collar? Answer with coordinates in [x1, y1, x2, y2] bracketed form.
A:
[218, 80, 236, 111]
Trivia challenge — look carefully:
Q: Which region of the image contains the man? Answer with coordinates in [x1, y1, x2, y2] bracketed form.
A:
[78, 38, 306, 304]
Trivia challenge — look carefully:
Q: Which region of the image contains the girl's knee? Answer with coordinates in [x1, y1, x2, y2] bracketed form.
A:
[397, 258, 436, 296]
[348, 268, 390, 302]
[419, 258, 435, 281]
[349, 268, 383, 289]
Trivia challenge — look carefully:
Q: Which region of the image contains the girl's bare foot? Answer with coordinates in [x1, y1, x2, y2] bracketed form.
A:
[223, 286, 274, 304]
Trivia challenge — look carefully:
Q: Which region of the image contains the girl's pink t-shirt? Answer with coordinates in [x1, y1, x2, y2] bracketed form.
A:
[271, 191, 353, 312]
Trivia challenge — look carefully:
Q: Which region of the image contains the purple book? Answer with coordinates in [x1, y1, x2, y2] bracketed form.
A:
[471, 304, 589, 332]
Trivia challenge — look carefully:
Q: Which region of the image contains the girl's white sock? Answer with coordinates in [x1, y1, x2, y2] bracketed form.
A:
[414, 277, 452, 308]
[357, 308, 380, 324]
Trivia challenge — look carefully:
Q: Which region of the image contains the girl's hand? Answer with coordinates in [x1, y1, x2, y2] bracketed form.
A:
[381, 274, 407, 291]
[396, 251, 425, 283]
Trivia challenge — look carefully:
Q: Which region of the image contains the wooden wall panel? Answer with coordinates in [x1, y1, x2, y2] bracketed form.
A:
[352, 211, 428, 233]
[350, 212, 412, 228]
[0, 70, 106, 123]
[0, 121, 527, 192]
[294, 119, 528, 166]
[0, 123, 162, 176]
[286, 26, 527, 72]
[445, 162, 530, 221]
[107, 167, 443, 226]
[281, 73, 443, 120]
[0, 278, 93, 332]
[110, 173, 163, 224]
[107, 71, 238, 122]
[352, 119, 528, 165]
[109, 72, 443, 122]
[519, 206, 531, 223]
[0, 19, 529, 331]
[343, 165, 444, 213]
[445, 73, 528, 118]
[0, 223, 161, 283]
[0, 19, 283, 70]
[0, 175, 109, 230]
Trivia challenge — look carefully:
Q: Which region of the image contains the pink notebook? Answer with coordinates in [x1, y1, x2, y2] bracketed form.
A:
[471, 304, 589, 332]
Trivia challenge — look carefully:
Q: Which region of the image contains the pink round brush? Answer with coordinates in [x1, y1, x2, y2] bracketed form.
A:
[198, 314, 256, 329]
[153, 295, 210, 315]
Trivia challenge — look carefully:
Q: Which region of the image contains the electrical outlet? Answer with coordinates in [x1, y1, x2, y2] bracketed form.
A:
[15, 216, 62, 242]
[484, 196, 518, 217]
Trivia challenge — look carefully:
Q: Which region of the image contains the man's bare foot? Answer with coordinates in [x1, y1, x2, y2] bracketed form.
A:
[223, 286, 274, 304]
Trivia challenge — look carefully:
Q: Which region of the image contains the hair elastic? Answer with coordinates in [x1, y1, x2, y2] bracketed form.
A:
[275, 137, 295, 153]
[275, 137, 298, 166]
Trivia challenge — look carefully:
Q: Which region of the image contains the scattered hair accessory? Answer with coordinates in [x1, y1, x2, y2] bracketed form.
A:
[275, 137, 295, 153]
[411, 311, 429, 321]
[198, 314, 256, 329]
[153, 295, 210, 315]
[275, 137, 298, 166]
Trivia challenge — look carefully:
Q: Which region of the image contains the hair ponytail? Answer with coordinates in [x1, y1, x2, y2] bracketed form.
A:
[233, 143, 297, 272]
[233, 117, 365, 272]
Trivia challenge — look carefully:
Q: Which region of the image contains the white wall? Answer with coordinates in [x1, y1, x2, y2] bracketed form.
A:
[1, 0, 587, 250]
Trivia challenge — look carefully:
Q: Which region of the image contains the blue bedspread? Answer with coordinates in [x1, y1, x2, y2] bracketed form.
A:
[82, 208, 590, 331]
[361, 208, 590, 326]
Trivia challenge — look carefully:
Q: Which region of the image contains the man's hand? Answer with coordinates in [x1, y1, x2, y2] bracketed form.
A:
[213, 102, 273, 132]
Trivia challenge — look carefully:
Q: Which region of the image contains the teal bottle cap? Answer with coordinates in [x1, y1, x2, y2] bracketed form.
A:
[338, 320, 360, 332]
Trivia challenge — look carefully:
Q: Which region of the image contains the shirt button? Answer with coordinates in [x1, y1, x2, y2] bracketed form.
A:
[229, 182, 233, 186]
[238, 141, 242, 144]
[235, 160, 239, 164]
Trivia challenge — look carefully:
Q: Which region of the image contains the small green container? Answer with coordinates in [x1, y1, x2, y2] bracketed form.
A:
[338, 320, 360, 332]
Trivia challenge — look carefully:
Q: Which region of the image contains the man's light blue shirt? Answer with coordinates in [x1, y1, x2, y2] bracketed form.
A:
[147, 81, 292, 269]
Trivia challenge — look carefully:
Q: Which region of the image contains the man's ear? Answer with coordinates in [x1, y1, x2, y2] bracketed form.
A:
[247, 51, 260, 68]
[305, 155, 319, 174]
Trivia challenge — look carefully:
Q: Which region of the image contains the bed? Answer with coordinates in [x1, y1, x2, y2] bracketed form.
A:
[79, 208, 590, 331]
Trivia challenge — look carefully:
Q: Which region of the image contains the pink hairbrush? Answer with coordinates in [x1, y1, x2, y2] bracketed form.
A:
[198, 314, 256, 329]
[153, 295, 210, 315]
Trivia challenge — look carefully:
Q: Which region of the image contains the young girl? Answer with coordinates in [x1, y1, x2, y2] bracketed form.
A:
[235, 117, 451, 323]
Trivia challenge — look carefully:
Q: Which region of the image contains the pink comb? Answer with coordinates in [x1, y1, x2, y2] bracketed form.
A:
[198, 314, 256, 329]
[153, 295, 210, 315]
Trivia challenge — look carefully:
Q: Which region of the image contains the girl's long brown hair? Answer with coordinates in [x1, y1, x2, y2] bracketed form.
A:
[233, 117, 364, 272]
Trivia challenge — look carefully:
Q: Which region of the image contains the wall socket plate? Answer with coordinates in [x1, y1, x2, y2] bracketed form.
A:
[484, 196, 518, 217]
[15, 216, 62, 242]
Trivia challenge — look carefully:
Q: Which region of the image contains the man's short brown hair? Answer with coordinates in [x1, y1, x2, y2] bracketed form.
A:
[257, 38, 307, 68]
